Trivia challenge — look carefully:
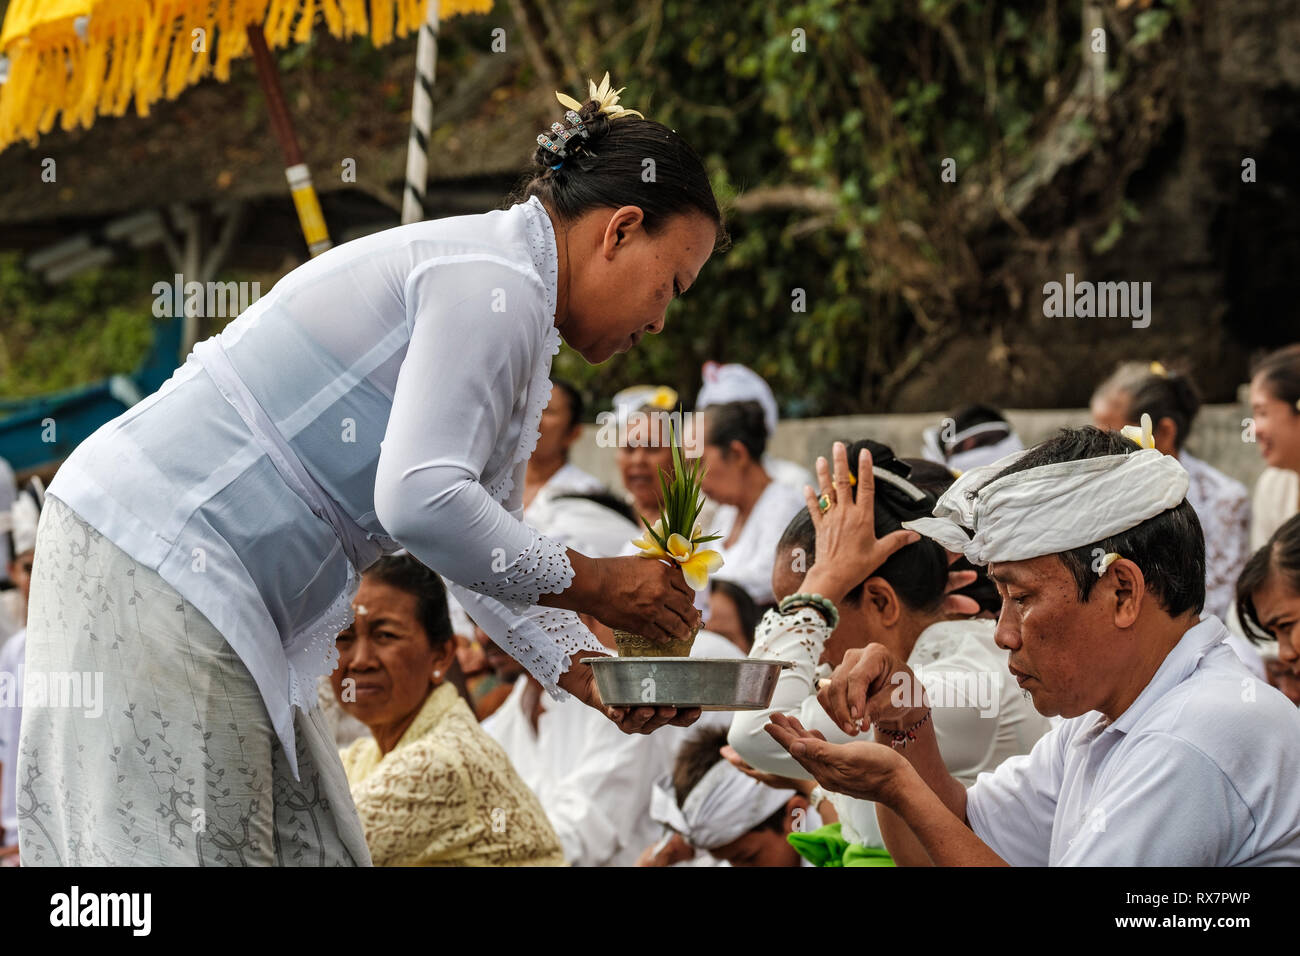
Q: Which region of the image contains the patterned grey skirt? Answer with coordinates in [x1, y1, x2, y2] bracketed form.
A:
[17, 495, 372, 866]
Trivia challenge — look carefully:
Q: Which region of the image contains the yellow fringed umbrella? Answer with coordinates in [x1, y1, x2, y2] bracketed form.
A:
[0, 0, 490, 144]
[0, 0, 491, 256]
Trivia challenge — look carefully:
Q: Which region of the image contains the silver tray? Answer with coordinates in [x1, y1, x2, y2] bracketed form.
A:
[585, 657, 793, 711]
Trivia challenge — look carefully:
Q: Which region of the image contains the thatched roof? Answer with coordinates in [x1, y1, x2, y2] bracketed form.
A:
[0, 28, 558, 228]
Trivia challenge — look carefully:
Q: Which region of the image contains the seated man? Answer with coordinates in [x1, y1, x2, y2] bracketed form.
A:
[728, 440, 1049, 859]
[644, 728, 819, 867]
[482, 615, 680, 866]
[768, 426, 1300, 865]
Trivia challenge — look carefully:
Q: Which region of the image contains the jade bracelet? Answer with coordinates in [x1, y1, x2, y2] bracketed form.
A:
[778, 592, 840, 630]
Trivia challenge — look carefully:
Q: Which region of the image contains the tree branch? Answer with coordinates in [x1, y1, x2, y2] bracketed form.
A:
[730, 186, 839, 214]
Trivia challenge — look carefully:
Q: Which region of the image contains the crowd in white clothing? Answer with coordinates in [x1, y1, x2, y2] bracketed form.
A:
[6, 348, 1300, 867]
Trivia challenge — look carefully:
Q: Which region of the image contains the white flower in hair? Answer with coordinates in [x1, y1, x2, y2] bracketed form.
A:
[556, 71, 644, 119]
[1120, 412, 1156, 449]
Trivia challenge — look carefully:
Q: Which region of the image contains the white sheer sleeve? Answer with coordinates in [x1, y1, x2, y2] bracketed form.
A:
[449, 583, 606, 700]
[727, 608, 856, 779]
[374, 256, 574, 613]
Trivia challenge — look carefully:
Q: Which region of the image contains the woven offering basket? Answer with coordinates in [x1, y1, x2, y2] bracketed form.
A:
[613, 624, 700, 658]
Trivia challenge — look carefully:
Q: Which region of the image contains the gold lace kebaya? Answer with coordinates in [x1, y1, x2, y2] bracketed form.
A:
[340, 683, 567, 867]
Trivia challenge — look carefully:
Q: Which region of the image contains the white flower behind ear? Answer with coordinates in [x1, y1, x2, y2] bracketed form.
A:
[1120, 412, 1155, 449]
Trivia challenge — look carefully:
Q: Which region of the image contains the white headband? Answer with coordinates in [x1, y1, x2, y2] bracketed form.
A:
[921, 423, 1025, 474]
[903, 447, 1189, 566]
[947, 433, 1025, 474]
[649, 763, 792, 850]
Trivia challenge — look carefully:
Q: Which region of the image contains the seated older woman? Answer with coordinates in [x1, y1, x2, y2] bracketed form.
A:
[332, 554, 566, 866]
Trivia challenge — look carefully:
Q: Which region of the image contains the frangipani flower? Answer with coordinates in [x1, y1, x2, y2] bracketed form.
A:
[665, 533, 724, 590]
[1120, 412, 1155, 449]
[632, 517, 669, 558]
[649, 386, 677, 409]
[628, 410, 724, 592]
[556, 71, 645, 120]
[1096, 552, 1122, 575]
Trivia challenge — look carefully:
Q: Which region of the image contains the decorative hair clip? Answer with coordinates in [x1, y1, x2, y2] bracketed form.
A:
[537, 109, 590, 162]
[539, 73, 641, 167]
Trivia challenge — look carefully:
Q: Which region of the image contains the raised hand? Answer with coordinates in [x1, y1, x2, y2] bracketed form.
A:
[799, 442, 921, 606]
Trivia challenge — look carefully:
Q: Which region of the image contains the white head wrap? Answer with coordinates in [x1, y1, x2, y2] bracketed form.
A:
[903, 447, 1189, 566]
[611, 385, 679, 429]
[696, 363, 779, 438]
[921, 420, 1025, 474]
[649, 763, 793, 850]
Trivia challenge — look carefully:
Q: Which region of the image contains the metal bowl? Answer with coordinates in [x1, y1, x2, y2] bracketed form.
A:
[584, 657, 793, 711]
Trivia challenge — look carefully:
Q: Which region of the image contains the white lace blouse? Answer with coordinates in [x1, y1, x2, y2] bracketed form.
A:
[47, 197, 604, 777]
[1179, 451, 1250, 622]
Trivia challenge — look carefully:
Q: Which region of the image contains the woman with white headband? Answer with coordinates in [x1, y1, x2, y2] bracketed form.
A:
[19, 76, 722, 866]
[920, 403, 1024, 475]
[699, 400, 806, 606]
[695, 362, 814, 492]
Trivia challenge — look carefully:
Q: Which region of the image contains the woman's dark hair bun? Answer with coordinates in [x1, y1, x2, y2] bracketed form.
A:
[839, 438, 935, 522]
[1128, 364, 1202, 451]
[531, 100, 612, 173]
[515, 94, 725, 245]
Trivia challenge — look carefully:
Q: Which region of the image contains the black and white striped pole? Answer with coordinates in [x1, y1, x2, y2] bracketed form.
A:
[402, 0, 440, 225]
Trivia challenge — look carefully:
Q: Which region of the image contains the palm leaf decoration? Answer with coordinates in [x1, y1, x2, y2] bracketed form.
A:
[637, 411, 721, 550]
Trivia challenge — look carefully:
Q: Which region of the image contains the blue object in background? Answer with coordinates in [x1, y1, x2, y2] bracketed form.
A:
[0, 316, 182, 473]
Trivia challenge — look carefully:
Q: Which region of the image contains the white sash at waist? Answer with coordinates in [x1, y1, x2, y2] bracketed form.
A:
[192, 336, 389, 573]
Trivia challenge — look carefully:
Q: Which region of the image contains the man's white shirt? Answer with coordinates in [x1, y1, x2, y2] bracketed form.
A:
[965, 616, 1300, 865]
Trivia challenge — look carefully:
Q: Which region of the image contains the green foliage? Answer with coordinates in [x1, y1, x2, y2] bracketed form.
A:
[0, 252, 159, 398]
[535, 0, 1194, 415]
[1131, 9, 1173, 48]
[639, 414, 719, 548]
[542, 0, 1112, 414]
[0, 0, 1189, 417]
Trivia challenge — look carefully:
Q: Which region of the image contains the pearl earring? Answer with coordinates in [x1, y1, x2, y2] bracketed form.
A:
[433, 670, 441, 679]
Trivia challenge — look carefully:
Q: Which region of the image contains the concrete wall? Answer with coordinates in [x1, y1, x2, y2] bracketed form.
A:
[568, 402, 1268, 493]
